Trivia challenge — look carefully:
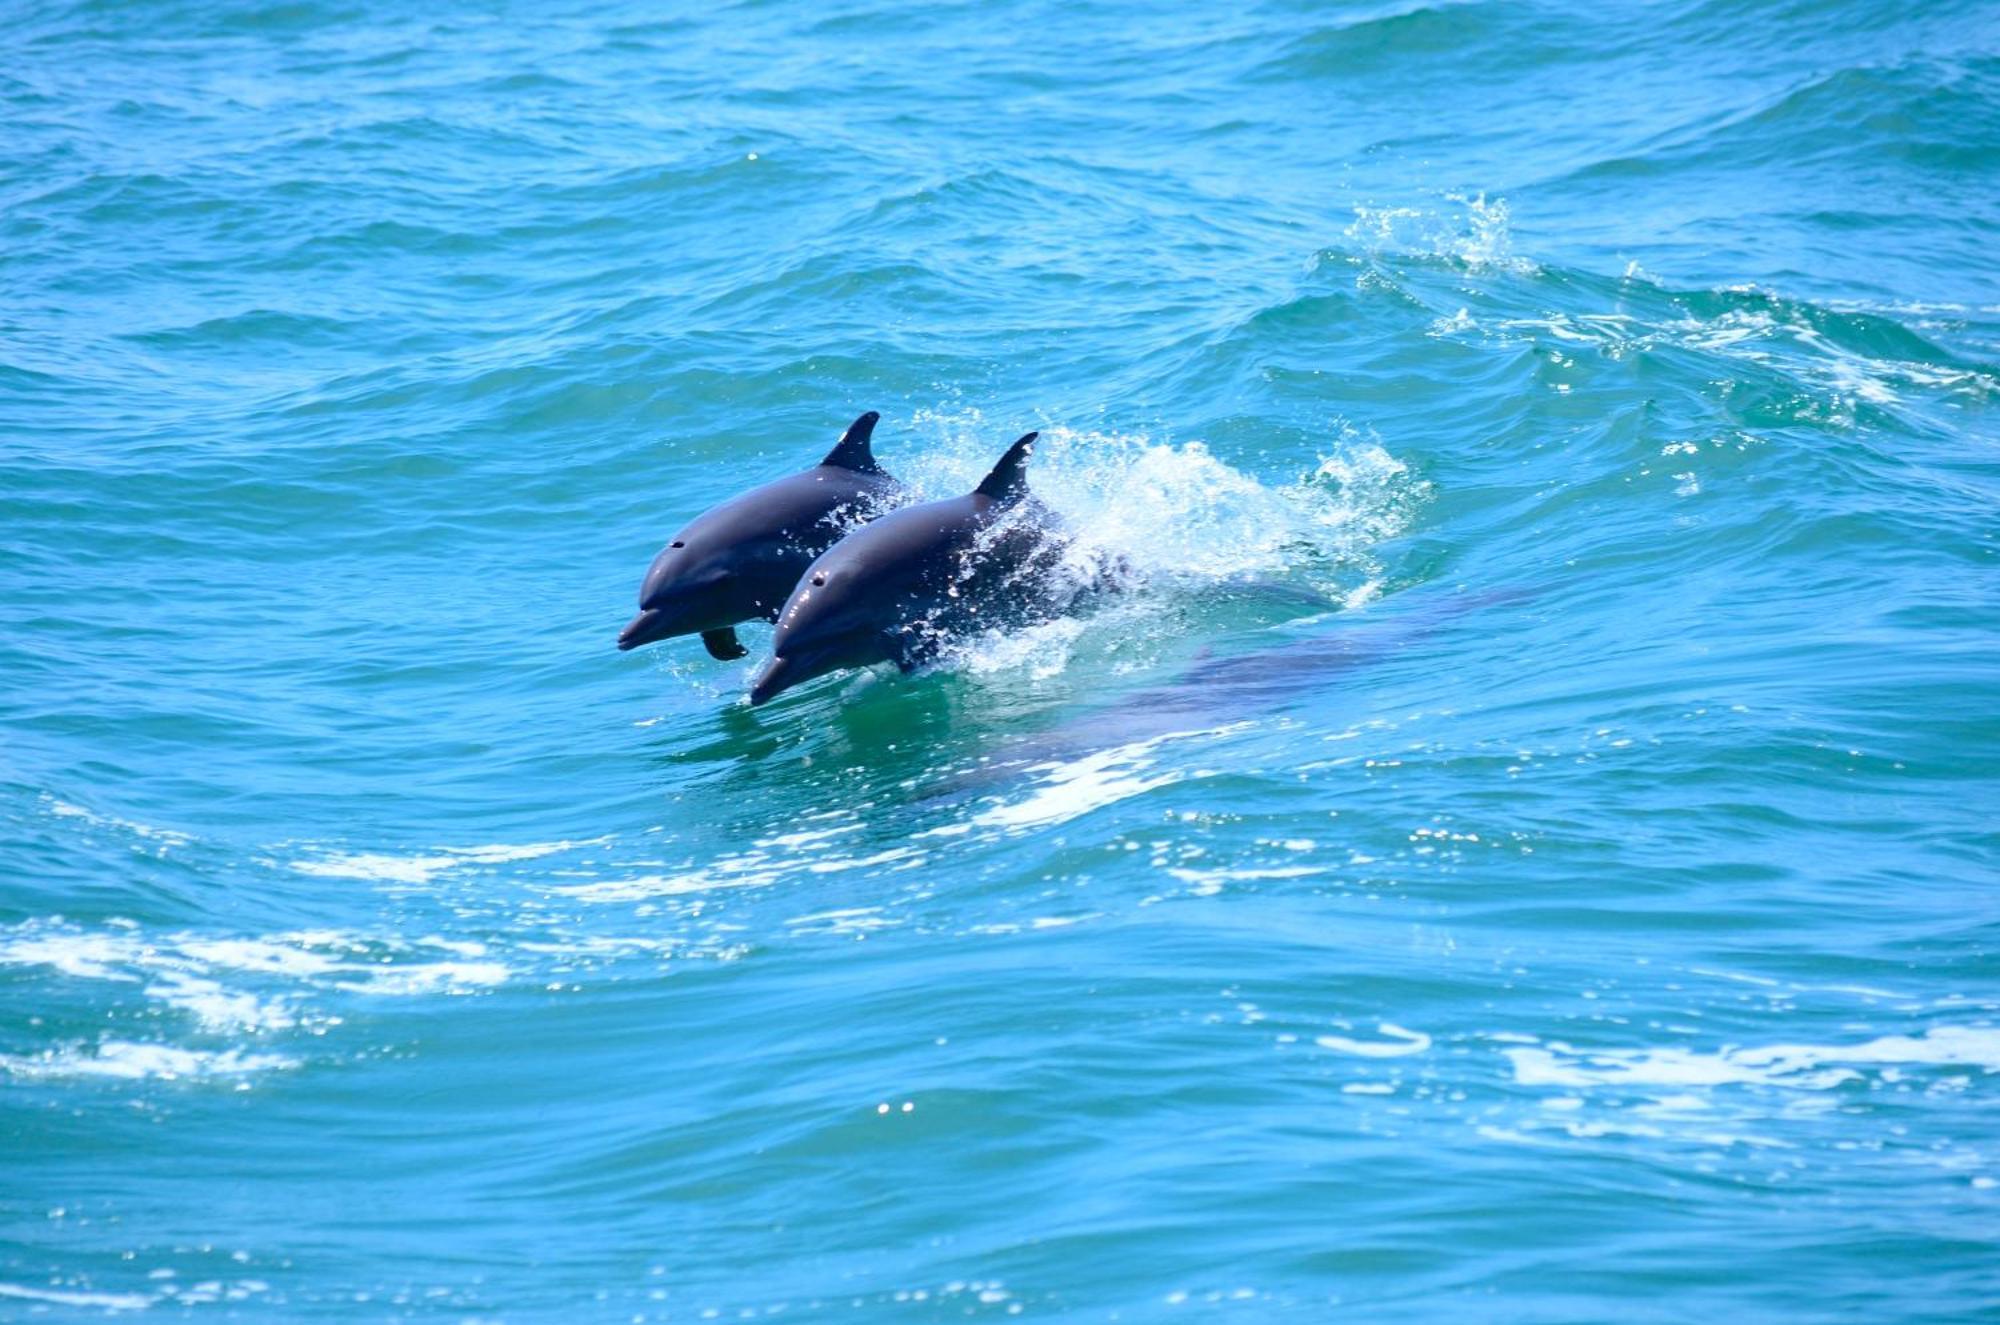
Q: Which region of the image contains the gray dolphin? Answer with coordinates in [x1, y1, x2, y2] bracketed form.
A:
[748, 431, 1073, 705]
[617, 411, 904, 659]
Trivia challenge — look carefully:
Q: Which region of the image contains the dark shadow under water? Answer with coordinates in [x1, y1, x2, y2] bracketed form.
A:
[918, 585, 1530, 803]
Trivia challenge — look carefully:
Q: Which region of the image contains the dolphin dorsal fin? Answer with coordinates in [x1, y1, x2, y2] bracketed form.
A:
[974, 432, 1038, 505]
[820, 411, 883, 473]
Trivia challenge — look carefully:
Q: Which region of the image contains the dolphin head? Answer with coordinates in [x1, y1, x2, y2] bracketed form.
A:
[617, 525, 762, 652]
[747, 553, 902, 705]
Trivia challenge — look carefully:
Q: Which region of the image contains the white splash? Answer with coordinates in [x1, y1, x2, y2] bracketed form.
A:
[558, 833, 924, 903]
[145, 972, 297, 1033]
[1505, 1026, 2000, 1092]
[286, 838, 605, 886]
[904, 409, 1423, 595]
[0, 1282, 156, 1311]
[971, 736, 1193, 832]
[178, 936, 346, 979]
[341, 962, 509, 996]
[1345, 191, 1536, 274]
[0, 920, 527, 1083]
[0, 923, 516, 1001]
[1654, 290, 1998, 409]
[43, 795, 194, 849]
[0, 930, 146, 982]
[1316, 1023, 1433, 1058]
[0, 1041, 296, 1082]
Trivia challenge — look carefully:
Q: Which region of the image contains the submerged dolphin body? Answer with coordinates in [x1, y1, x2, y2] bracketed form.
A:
[919, 585, 1533, 800]
[617, 412, 904, 659]
[748, 432, 1077, 706]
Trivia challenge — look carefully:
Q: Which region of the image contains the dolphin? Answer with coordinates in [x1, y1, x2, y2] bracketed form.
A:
[617, 411, 904, 659]
[748, 431, 1076, 705]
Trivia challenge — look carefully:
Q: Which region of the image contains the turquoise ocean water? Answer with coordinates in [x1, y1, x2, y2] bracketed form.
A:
[5, 1, 1999, 1319]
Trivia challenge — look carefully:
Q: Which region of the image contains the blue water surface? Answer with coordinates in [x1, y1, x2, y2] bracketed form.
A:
[4, 0, 1999, 1320]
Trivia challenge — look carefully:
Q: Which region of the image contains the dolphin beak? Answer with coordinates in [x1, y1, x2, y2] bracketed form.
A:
[750, 648, 845, 706]
[747, 654, 801, 706]
[749, 631, 884, 705]
[617, 608, 671, 652]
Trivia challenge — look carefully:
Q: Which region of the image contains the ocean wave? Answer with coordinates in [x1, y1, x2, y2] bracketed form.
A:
[7, 0, 1999, 1312]
[1256, 3, 1575, 82]
[1299, 192, 1998, 417]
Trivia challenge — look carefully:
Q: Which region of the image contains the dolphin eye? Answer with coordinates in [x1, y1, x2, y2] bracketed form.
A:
[811, 572, 827, 586]
[670, 541, 685, 549]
